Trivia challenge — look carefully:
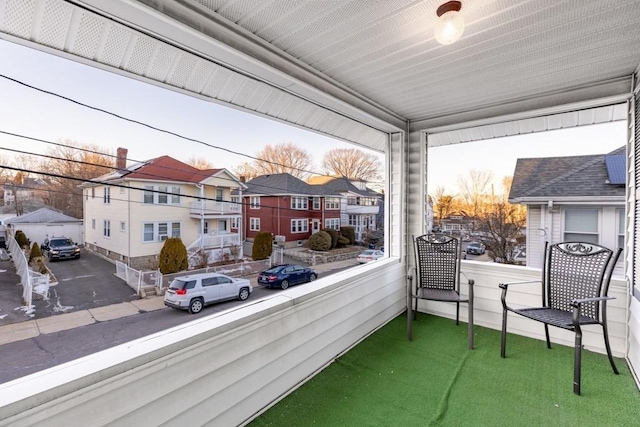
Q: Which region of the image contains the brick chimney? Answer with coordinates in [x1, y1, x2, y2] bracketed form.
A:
[116, 147, 128, 170]
[239, 176, 246, 183]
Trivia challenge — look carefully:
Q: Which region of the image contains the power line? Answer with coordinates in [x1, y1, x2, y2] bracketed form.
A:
[0, 133, 382, 198]
[0, 73, 371, 180]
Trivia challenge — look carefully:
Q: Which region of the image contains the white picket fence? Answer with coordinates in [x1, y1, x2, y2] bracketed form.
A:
[115, 261, 162, 296]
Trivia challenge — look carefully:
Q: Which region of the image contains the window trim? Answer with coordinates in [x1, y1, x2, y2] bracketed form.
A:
[103, 220, 111, 238]
[250, 196, 260, 209]
[563, 208, 600, 243]
[325, 197, 340, 210]
[291, 218, 309, 234]
[142, 221, 182, 243]
[250, 217, 260, 231]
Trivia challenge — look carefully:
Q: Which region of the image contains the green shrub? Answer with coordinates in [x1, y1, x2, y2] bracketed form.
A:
[321, 228, 339, 249]
[29, 242, 42, 263]
[340, 227, 355, 245]
[15, 230, 29, 248]
[158, 237, 188, 274]
[252, 232, 273, 260]
[308, 231, 332, 251]
[336, 235, 350, 248]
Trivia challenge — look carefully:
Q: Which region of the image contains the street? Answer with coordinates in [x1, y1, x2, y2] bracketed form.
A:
[0, 261, 356, 384]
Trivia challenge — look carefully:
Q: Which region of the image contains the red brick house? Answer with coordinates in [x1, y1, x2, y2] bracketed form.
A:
[235, 174, 342, 247]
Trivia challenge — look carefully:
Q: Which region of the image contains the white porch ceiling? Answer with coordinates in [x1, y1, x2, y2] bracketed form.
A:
[1, 0, 639, 148]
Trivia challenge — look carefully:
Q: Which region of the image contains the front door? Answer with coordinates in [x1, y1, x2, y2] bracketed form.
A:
[203, 221, 209, 234]
[218, 220, 227, 233]
[312, 219, 320, 233]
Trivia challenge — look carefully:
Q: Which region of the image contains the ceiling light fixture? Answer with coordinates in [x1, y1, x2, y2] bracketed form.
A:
[435, 1, 464, 45]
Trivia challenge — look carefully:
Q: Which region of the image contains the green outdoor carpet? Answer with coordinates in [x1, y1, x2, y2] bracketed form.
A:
[250, 314, 640, 427]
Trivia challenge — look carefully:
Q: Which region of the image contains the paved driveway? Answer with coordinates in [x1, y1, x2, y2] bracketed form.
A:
[33, 250, 139, 319]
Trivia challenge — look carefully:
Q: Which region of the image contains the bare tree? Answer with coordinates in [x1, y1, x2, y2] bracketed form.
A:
[186, 156, 214, 170]
[42, 140, 114, 218]
[233, 161, 260, 182]
[430, 186, 456, 228]
[321, 148, 382, 181]
[233, 142, 313, 180]
[456, 169, 494, 226]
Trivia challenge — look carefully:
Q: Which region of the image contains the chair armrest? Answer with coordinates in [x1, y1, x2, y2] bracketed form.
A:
[570, 296, 615, 307]
[498, 280, 540, 290]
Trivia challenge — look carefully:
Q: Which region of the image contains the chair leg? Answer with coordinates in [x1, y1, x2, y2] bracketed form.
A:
[501, 308, 507, 358]
[544, 324, 551, 349]
[574, 325, 583, 395]
[456, 302, 460, 325]
[468, 302, 474, 350]
[407, 297, 413, 341]
[602, 323, 619, 375]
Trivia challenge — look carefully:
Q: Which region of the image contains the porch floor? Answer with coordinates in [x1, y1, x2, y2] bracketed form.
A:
[251, 314, 640, 426]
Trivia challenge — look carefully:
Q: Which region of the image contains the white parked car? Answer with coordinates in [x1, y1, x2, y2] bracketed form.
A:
[164, 272, 252, 314]
[356, 249, 385, 264]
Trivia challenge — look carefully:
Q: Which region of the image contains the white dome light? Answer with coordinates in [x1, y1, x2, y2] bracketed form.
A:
[435, 1, 464, 45]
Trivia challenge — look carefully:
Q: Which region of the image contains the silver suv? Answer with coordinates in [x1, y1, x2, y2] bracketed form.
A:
[164, 273, 252, 314]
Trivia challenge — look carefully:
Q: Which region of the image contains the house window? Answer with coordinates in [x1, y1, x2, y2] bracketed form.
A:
[291, 197, 308, 210]
[618, 209, 625, 249]
[143, 223, 154, 242]
[120, 221, 125, 232]
[291, 219, 309, 233]
[91, 188, 95, 199]
[103, 187, 110, 204]
[325, 198, 340, 209]
[158, 186, 168, 204]
[142, 221, 181, 242]
[325, 218, 340, 230]
[313, 197, 320, 209]
[103, 220, 110, 238]
[203, 221, 209, 234]
[143, 186, 154, 204]
[85, 190, 88, 201]
[216, 188, 223, 201]
[171, 186, 180, 204]
[231, 218, 239, 229]
[250, 217, 260, 231]
[564, 209, 599, 243]
[143, 185, 180, 204]
[92, 219, 95, 230]
[250, 196, 260, 209]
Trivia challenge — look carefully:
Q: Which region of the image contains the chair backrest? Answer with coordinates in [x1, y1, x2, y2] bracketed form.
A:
[413, 234, 461, 292]
[543, 241, 620, 320]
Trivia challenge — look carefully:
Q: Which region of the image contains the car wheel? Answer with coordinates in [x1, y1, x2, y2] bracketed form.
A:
[188, 298, 204, 314]
[238, 287, 250, 301]
[280, 280, 289, 290]
[309, 273, 317, 282]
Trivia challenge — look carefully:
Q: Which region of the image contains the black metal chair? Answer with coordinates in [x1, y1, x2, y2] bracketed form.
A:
[500, 241, 622, 395]
[407, 233, 474, 349]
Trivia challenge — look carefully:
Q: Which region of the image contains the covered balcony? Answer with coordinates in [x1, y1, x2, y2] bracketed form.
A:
[1, 1, 639, 426]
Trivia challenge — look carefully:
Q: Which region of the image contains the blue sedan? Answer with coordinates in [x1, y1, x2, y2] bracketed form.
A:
[258, 264, 318, 290]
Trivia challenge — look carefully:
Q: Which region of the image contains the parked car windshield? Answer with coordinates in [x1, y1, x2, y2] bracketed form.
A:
[169, 279, 197, 290]
[50, 239, 73, 247]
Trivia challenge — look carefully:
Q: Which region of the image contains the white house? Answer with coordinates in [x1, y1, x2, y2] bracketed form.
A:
[509, 146, 625, 274]
[308, 176, 381, 242]
[81, 151, 247, 269]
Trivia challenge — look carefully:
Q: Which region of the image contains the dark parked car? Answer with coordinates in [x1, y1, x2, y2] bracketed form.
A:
[41, 236, 80, 261]
[258, 264, 318, 290]
[466, 242, 486, 255]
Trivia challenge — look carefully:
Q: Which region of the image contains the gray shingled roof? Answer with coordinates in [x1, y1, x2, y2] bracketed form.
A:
[5, 207, 81, 224]
[509, 146, 626, 202]
[318, 177, 380, 197]
[243, 173, 332, 196]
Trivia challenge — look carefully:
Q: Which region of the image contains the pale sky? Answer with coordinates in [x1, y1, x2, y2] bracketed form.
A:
[0, 39, 628, 192]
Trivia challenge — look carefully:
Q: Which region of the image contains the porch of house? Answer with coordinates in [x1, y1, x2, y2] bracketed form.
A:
[1, 1, 640, 426]
[252, 314, 640, 426]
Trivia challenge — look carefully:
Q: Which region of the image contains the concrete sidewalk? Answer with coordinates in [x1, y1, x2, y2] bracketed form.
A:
[0, 258, 360, 346]
[0, 296, 166, 345]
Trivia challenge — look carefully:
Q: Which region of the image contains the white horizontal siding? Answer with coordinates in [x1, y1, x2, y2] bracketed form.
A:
[0, 260, 406, 426]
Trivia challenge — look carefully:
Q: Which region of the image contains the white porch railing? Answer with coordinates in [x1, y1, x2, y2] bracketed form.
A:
[186, 233, 241, 252]
[189, 200, 241, 216]
[7, 235, 31, 309]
